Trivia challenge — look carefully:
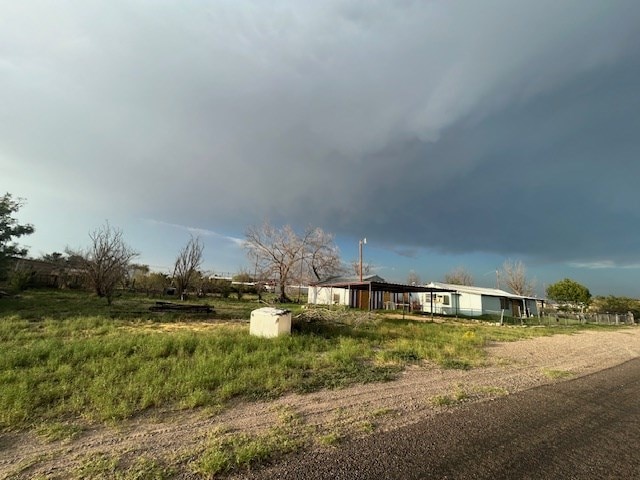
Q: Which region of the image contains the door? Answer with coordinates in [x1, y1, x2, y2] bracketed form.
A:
[358, 291, 370, 310]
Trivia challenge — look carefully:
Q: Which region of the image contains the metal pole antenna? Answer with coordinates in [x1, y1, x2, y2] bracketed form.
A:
[359, 238, 367, 281]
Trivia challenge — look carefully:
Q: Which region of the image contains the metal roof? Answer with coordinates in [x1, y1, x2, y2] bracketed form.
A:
[426, 282, 540, 300]
[313, 280, 457, 294]
[313, 274, 385, 286]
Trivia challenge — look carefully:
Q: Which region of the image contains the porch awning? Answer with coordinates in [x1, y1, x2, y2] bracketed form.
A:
[312, 280, 457, 295]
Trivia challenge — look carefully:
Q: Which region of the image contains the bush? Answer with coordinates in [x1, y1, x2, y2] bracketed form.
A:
[9, 269, 32, 292]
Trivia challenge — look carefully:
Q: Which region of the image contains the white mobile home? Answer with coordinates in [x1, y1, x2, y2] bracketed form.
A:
[308, 275, 387, 309]
[308, 276, 455, 311]
[417, 282, 539, 318]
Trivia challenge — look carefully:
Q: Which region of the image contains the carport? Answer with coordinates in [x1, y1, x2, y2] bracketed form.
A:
[314, 280, 457, 319]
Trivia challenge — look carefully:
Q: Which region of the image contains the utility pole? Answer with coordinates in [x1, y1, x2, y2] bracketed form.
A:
[359, 238, 367, 281]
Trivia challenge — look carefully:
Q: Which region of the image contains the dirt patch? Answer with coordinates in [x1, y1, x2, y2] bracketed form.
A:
[132, 321, 245, 333]
[2, 328, 639, 479]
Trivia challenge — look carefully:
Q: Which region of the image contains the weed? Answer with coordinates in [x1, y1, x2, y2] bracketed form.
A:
[429, 387, 469, 407]
[542, 368, 574, 379]
[357, 420, 375, 433]
[462, 330, 477, 341]
[318, 431, 342, 447]
[275, 405, 304, 429]
[74, 454, 119, 479]
[474, 386, 509, 397]
[453, 387, 470, 402]
[74, 454, 172, 480]
[429, 395, 454, 407]
[193, 428, 301, 477]
[125, 457, 175, 480]
[440, 357, 472, 370]
[35, 421, 84, 442]
[371, 407, 395, 418]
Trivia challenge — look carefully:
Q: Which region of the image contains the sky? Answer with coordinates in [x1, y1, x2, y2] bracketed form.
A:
[2, 0, 640, 297]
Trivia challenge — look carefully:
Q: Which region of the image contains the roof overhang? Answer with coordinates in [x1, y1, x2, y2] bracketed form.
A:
[312, 281, 457, 294]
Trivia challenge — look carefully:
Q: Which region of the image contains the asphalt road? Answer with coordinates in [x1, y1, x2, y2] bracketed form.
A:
[238, 358, 640, 480]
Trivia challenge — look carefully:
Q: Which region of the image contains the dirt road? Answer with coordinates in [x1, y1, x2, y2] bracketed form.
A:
[238, 357, 640, 479]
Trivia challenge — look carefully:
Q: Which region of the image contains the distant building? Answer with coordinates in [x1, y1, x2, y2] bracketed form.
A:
[10, 258, 84, 289]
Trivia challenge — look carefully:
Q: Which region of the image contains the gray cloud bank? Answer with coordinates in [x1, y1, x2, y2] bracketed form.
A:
[2, 1, 639, 266]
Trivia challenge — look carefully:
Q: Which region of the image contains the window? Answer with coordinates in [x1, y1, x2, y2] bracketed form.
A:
[435, 295, 450, 305]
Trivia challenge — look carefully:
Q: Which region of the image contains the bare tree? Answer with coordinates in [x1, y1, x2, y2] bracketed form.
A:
[350, 260, 372, 277]
[407, 270, 421, 286]
[306, 227, 343, 282]
[245, 221, 341, 303]
[173, 235, 204, 299]
[444, 266, 474, 286]
[245, 222, 303, 303]
[499, 259, 535, 296]
[70, 222, 138, 304]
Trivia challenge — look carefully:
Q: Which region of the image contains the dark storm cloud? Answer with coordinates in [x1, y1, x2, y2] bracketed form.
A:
[330, 52, 640, 265]
[2, 1, 640, 268]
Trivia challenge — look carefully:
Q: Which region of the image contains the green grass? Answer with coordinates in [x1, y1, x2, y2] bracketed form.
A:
[0, 288, 286, 322]
[429, 394, 455, 407]
[34, 420, 84, 442]
[428, 387, 469, 407]
[192, 409, 305, 477]
[74, 454, 174, 480]
[318, 431, 342, 447]
[0, 289, 616, 433]
[193, 429, 302, 477]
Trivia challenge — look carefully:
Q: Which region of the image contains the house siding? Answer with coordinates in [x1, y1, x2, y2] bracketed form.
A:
[420, 283, 539, 318]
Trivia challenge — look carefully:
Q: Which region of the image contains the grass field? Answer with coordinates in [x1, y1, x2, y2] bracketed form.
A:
[0, 289, 612, 435]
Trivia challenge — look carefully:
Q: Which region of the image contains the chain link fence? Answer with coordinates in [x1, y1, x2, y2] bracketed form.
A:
[455, 309, 637, 326]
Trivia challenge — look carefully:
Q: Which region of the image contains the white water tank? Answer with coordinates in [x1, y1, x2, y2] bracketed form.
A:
[250, 307, 292, 338]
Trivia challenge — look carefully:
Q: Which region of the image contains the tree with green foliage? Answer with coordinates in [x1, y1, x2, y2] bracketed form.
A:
[136, 271, 171, 296]
[40, 251, 66, 265]
[0, 193, 35, 280]
[591, 295, 640, 316]
[125, 263, 150, 290]
[546, 278, 591, 309]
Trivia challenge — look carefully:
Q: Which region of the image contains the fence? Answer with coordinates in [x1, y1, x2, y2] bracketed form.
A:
[436, 308, 637, 327]
[495, 311, 636, 326]
[542, 311, 636, 326]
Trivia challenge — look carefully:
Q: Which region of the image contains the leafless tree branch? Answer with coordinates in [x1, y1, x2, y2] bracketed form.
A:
[444, 266, 474, 286]
[499, 259, 536, 296]
[245, 221, 342, 302]
[69, 222, 138, 304]
[173, 235, 204, 299]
